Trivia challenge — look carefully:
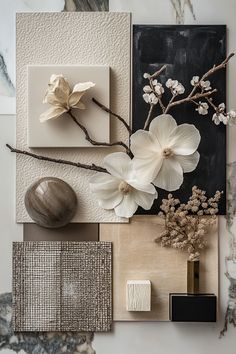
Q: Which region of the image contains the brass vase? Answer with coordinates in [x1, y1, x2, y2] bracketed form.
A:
[187, 260, 200, 294]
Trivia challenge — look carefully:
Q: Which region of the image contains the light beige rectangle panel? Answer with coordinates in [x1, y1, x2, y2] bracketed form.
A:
[100, 216, 218, 321]
[16, 12, 131, 223]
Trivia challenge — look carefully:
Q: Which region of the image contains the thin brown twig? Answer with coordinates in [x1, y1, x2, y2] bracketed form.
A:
[92, 97, 131, 135]
[68, 111, 131, 156]
[150, 65, 167, 79]
[144, 104, 154, 130]
[6, 144, 108, 173]
[165, 89, 217, 113]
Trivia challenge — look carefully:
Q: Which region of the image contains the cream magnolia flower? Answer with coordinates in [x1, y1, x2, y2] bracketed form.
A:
[130, 114, 201, 192]
[90, 152, 157, 218]
[40, 74, 95, 122]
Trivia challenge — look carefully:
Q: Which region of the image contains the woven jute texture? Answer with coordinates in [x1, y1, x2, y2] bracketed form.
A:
[12, 241, 112, 332]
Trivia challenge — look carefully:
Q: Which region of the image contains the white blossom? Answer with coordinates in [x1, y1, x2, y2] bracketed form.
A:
[191, 76, 200, 86]
[143, 85, 152, 93]
[40, 74, 95, 122]
[130, 114, 201, 192]
[165, 79, 185, 95]
[90, 152, 157, 218]
[143, 92, 158, 105]
[212, 112, 225, 125]
[196, 102, 209, 115]
[200, 80, 212, 91]
[227, 110, 236, 125]
[154, 82, 164, 95]
[143, 73, 151, 79]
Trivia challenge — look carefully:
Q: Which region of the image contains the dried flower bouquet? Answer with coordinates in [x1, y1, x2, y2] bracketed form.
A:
[156, 186, 222, 261]
[6, 54, 234, 218]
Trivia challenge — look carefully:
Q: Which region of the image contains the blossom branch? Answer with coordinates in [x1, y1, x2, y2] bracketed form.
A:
[92, 98, 131, 135]
[165, 89, 217, 112]
[6, 144, 108, 173]
[68, 111, 131, 156]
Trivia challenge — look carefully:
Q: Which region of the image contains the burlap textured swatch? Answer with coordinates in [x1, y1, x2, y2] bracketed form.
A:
[12, 241, 112, 332]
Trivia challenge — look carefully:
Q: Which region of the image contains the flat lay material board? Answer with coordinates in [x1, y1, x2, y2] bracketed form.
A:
[13, 241, 112, 332]
[100, 216, 218, 321]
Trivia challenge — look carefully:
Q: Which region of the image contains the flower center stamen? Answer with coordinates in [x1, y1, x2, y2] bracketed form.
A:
[119, 181, 132, 195]
[162, 148, 173, 159]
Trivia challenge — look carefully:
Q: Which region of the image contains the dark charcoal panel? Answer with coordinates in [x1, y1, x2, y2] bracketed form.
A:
[169, 293, 217, 322]
[133, 25, 226, 214]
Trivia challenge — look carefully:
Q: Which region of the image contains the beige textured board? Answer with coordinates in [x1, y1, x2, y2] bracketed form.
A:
[16, 12, 131, 223]
[100, 216, 218, 321]
[28, 65, 110, 148]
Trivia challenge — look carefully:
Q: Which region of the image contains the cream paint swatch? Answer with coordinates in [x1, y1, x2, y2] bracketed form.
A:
[100, 216, 218, 321]
[16, 12, 130, 223]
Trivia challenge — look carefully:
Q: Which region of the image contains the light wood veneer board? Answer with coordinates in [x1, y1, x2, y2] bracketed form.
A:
[100, 216, 218, 321]
[24, 223, 99, 241]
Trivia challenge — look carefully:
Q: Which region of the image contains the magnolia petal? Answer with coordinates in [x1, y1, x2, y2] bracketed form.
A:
[89, 173, 122, 209]
[149, 114, 177, 147]
[114, 194, 138, 218]
[133, 189, 158, 210]
[169, 124, 201, 155]
[50, 74, 70, 92]
[103, 152, 132, 180]
[43, 88, 68, 107]
[174, 151, 200, 173]
[73, 82, 95, 92]
[128, 179, 157, 195]
[68, 91, 85, 108]
[39, 106, 67, 122]
[130, 130, 160, 158]
[153, 158, 183, 191]
[71, 101, 86, 110]
[132, 156, 163, 183]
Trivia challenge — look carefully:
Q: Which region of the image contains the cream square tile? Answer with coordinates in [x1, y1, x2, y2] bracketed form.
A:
[28, 65, 110, 148]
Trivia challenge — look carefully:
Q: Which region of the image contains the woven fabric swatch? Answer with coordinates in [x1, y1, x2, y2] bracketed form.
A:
[12, 241, 112, 332]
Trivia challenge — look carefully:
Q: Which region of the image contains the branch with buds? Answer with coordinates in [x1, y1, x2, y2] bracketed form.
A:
[142, 53, 235, 129]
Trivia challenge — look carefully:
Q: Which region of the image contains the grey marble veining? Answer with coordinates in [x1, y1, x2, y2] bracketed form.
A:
[64, 0, 109, 11]
[0, 293, 95, 354]
[0, 53, 15, 97]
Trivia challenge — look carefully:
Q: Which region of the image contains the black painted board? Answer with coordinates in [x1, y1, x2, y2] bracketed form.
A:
[133, 25, 226, 215]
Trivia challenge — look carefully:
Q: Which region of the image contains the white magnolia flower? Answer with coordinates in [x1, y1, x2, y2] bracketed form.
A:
[196, 102, 209, 115]
[40, 74, 95, 122]
[130, 114, 201, 192]
[200, 80, 211, 91]
[191, 76, 200, 86]
[90, 152, 158, 218]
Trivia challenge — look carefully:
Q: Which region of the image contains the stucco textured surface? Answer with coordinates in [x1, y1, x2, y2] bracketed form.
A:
[16, 12, 131, 223]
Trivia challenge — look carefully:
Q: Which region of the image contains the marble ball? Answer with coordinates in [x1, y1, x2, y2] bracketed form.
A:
[24, 177, 78, 228]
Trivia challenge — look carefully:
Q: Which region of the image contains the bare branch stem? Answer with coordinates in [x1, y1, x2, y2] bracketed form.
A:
[144, 104, 154, 130]
[92, 98, 131, 135]
[6, 144, 108, 173]
[68, 111, 131, 156]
